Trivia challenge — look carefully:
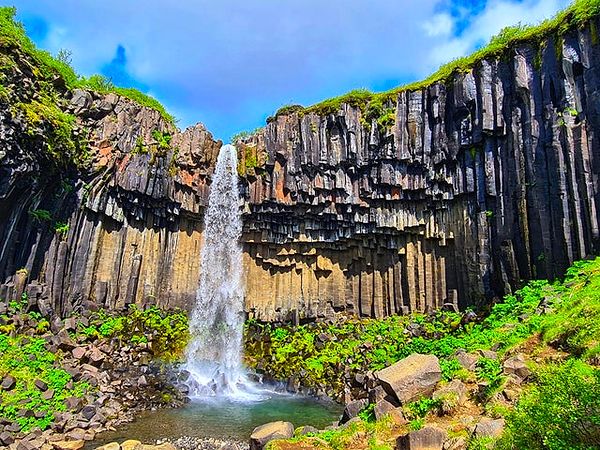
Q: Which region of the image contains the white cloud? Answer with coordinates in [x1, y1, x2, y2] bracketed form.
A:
[424, 0, 572, 71]
[423, 13, 454, 37]
[12, 0, 573, 139]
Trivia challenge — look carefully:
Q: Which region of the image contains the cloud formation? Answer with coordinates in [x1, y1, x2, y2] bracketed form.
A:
[14, 0, 570, 140]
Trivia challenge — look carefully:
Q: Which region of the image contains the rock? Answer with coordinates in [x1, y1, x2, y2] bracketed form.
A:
[121, 440, 143, 450]
[502, 354, 531, 380]
[295, 425, 319, 436]
[94, 443, 120, 450]
[472, 418, 505, 438]
[396, 426, 446, 450]
[42, 389, 55, 400]
[433, 380, 468, 414]
[80, 405, 96, 421]
[72, 347, 86, 360]
[152, 444, 177, 450]
[375, 354, 442, 404]
[51, 440, 85, 450]
[340, 398, 367, 424]
[1, 375, 16, 390]
[374, 398, 406, 424]
[0, 431, 15, 445]
[250, 421, 294, 450]
[34, 379, 48, 391]
[454, 350, 478, 371]
[478, 350, 497, 360]
[64, 397, 83, 412]
[443, 437, 467, 450]
[56, 329, 76, 351]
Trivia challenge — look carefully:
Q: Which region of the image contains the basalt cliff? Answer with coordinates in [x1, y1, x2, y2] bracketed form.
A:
[1, 15, 600, 322]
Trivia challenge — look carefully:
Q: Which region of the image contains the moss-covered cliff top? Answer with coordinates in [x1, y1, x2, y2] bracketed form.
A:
[0, 6, 175, 125]
[272, 0, 600, 120]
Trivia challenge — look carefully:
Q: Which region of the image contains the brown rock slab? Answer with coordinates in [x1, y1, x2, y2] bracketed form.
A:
[52, 440, 85, 450]
[502, 354, 531, 380]
[121, 440, 143, 450]
[375, 354, 442, 404]
[396, 426, 446, 450]
[472, 418, 505, 438]
[250, 421, 294, 450]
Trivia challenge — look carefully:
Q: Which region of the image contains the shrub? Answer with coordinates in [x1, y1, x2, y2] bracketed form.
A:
[500, 360, 600, 450]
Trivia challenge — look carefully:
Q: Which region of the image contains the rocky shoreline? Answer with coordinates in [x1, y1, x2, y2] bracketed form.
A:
[0, 307, 188, 450]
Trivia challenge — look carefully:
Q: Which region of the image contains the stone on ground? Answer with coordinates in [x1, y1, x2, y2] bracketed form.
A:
[375, 354, 442, 404]
[250, 421, 294, 450]
[396, 426, 447, 450]
[473, 418, 505, 438]
[52, 440, 85, 450]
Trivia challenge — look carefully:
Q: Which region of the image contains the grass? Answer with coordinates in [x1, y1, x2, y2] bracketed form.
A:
[0, 7, 175, 125]
[272, 0, 600, 120]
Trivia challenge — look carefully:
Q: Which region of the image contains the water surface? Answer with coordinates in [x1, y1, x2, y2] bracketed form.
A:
[93, 394, 342, 445]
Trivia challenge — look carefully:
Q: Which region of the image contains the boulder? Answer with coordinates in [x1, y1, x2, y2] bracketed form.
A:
[454, 351, 477, 371]
[121, 440, 143, 450]
[375, 354, 441, 404]
[396, 426, 446, 450]
[502, 354, 531, 380]
[250, 421, 294, 450]
[51, 440, 85, 450]
[1, 374, 16, 390]
[374, 398, 406, 425]
[472, 418, 505, 438]
[340, 398, 367, 424]
[433, 380, 468, 414]
[443, 437, 467, 450]
[295, 425, 319, 436]
[94, 443, 120, 450]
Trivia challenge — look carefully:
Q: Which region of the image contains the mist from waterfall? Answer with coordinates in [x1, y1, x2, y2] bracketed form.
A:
[183, 144, 258, 400]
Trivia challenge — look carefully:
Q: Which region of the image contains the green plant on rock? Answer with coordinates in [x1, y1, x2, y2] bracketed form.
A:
[28, 208, 52, 222]
[54, 221, 69, 239]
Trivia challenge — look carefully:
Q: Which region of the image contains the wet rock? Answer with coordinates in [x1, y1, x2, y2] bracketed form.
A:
[375, 354, 442, 404]
[94, 443, 120, 450]
[249, 421, 294, 450]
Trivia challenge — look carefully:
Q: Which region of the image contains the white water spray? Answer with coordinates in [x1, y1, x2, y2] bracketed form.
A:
[184, 144, 257, 399]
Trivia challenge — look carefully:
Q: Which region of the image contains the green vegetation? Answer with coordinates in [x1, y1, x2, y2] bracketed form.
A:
[246, 277, 554, 396]
[0, 7, 174, 125]
[0, 303, 89, 433]
[28, 208, 52, 222]
[251, 257, 600, 450]
[0, 302, 189, 433]
[273, 0, 600, 123]
[499, 360, 600, 449]
[79, 305, 189, 361]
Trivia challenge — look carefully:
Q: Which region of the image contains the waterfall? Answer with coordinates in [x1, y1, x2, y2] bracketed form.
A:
[184, 144, 249, 398]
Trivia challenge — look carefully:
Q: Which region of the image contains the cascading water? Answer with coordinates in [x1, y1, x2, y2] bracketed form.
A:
[183, 144, 258, 399]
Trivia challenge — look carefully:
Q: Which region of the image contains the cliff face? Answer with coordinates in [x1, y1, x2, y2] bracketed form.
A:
[238, 18, 600, 320]
[2, 17, 600, 321]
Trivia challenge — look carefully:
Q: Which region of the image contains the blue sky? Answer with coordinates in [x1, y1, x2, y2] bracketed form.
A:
[13, 0, 570, 141]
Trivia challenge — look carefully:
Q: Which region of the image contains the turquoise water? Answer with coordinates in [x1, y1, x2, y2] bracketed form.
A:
[93, 393, 342, 445]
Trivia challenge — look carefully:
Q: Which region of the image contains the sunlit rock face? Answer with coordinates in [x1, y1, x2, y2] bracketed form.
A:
[2, 18, 600, 321]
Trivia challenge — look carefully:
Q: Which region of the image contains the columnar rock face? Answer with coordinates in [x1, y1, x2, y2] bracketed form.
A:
[239, 20, 600, 320]
[2, 18, 600, 321]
